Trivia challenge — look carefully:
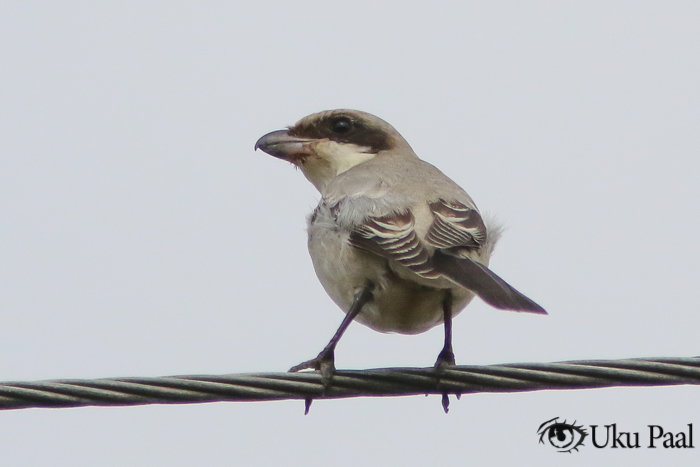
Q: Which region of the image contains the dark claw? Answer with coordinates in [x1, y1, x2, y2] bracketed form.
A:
[289, 359, 317, 372]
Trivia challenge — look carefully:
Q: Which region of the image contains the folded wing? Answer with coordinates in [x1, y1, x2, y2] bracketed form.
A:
[349, 199, 546, 314]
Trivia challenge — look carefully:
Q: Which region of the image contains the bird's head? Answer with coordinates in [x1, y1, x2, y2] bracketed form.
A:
[255, 109, 411, 191]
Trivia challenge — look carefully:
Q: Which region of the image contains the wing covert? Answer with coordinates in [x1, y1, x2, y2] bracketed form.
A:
[425, 199, 486, 250]
[349, 211, 439, 278]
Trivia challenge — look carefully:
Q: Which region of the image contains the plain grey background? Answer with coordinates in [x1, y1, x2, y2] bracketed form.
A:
[1, 1, 699, 465]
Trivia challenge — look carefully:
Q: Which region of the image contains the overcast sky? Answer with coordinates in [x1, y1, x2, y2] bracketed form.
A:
[1, 2, 699, 466]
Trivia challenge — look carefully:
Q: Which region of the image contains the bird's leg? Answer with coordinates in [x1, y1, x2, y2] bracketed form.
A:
[435, 290, 455, 413]
[289, 284, 374, 386]
[435, 289, 455, 369]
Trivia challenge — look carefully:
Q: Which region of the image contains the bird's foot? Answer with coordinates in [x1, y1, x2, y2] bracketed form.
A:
[434, 348, 455, 413]
[289, 348, 336, 387]
[434, 347, 455, 371]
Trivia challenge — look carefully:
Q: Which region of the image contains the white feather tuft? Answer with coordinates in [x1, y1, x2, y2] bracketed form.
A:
[482, 212, 505, 257]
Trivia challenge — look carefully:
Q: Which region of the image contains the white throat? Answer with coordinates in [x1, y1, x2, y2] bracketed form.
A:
[299, 140, 376, 191]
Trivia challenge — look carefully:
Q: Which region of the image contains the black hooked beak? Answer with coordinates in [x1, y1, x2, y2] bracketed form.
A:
[254, 130, 313, 162]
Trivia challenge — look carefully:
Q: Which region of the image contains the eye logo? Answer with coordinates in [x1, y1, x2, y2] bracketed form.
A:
[538, 417, 588, 453]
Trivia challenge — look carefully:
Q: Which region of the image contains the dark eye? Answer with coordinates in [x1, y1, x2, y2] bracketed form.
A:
[330, 117, 353, 134]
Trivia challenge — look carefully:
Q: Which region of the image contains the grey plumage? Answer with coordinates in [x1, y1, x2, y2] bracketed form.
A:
[255, 109, 545, 377]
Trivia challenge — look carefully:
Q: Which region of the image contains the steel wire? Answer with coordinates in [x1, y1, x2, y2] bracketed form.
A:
[1, 356, 698, 411]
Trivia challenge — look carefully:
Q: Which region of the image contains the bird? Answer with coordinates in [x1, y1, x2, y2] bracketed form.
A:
[255, 109, 546, 386]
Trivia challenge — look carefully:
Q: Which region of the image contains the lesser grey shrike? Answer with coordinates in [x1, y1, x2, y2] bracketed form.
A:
[255, 109, 546, 384]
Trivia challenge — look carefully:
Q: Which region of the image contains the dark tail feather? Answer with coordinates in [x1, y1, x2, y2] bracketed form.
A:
[433, 251, 546, 314]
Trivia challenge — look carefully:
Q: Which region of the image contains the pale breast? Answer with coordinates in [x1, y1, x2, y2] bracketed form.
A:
[307, 202, 476, 334]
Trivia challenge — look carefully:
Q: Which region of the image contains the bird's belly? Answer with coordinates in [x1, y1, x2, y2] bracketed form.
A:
[358, 283, 474, 334]
[308, 226, 474, 334]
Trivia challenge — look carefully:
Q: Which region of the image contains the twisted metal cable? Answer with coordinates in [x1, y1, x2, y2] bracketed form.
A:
[1, 356, 699, 411]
